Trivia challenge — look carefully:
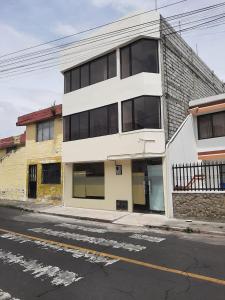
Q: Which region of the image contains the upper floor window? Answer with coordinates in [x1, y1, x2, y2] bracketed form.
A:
[122, 96, 161, 132]
[64, 51, 117, 94]
[198, 111, 225, 140]
[120, 39, 159, 79]
[63, 103, 118, 142]
[37, 120, 54, 142]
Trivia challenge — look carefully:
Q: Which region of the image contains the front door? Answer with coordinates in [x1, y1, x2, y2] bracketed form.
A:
[132, 159, 165, 213]
[28, 165, 37, 199]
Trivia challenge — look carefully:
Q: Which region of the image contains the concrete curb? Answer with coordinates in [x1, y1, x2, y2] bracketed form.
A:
[0, 203, 224, 237]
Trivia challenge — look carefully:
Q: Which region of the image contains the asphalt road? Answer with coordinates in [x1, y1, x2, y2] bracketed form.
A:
[0, 207, 224, 300]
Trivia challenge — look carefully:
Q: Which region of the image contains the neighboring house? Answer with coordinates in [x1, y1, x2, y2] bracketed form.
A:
[167, 93, 225, 221]
[60, 11, 224, 216]
[0, 133, 26, 159]
[0, 104, 63, 203]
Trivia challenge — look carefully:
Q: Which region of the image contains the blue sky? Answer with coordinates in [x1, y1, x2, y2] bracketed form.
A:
[0, 0, 225, 137]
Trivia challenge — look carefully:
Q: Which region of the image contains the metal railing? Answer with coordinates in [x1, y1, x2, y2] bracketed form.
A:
[172, 162, 225, 191]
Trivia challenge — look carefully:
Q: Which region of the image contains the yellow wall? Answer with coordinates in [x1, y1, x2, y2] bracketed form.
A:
[0, 146, 27, 200]
[0, 117, 63, 202]
[0, 149, 6, 159]
[64, 160, 133, 212]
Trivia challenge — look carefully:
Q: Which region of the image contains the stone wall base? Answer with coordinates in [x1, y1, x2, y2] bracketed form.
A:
[173, 193, 225, 222]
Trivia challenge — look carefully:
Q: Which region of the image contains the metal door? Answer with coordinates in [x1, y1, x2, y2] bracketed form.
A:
[28, 165, 37, 199]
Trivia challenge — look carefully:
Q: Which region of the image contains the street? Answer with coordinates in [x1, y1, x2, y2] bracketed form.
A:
[0, 207, 224, 300]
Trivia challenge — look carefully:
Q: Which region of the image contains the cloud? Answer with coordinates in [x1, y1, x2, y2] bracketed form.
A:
[91, 0, 154, 13]
[0, 23, 63, 138]
[53, 22, 78, 36]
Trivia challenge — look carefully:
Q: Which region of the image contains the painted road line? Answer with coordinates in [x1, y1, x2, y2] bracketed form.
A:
[0, 248, 83, 287]
[0, 289, 20, 300]
[56, 223, 108, 233]
[130, 234, 166, 243]
[0, 228, 224, 287]
[1, 233, 118, 266]
[29, 228, 146, 252]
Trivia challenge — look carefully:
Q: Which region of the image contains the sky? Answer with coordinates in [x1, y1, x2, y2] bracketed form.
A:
[0, 0, 225, 138]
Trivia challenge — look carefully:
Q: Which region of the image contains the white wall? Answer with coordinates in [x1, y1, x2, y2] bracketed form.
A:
[165, 115, 198, 217]
[60, 11, 160, 72]
[63, 129, 165, 163]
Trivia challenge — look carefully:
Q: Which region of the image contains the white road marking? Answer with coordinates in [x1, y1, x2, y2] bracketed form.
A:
[1, 233, 118, 266]
[29, 228, 146, 252]
[0, 249, 83, 287]
[56, 223, 108, 233]
[130, 234, 166, 243]
[0, 289, 20, 300]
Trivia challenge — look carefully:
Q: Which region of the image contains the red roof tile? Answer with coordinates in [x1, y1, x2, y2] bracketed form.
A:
[17, 104, 62, 126]
[0, 132, 26, 150]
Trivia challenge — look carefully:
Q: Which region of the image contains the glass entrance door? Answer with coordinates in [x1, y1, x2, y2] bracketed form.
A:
[132, 159, 165, 213]
[147, 164, 165, 212]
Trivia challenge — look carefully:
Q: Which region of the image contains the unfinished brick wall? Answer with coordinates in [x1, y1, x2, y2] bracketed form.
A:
[160, 18, 225, 140]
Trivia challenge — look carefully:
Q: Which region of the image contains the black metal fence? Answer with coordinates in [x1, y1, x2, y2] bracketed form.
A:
[172, 162, 225, 191]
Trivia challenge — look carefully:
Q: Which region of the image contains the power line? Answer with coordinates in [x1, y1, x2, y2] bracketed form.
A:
[0, 0, 187, 59]
[1, 2, 224, 74]
[0, 0, 224, 66]
[1, 11, 225, 79]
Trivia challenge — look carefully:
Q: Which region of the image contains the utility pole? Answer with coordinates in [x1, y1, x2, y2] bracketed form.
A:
[155, 0, 158, 11]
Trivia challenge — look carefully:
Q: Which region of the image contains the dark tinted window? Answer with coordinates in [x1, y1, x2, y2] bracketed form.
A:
[80, 64, 89, 88]
[120, 39, 159, 79]
[42, 163, 61, 184]
[108, 52, 117, 78]
[120, 46, 131, 79]
[90, 56, 108, 84]
[131, 39, 159, 75]
[198, 111, 225, 139]
[122, 96, 161, 132]
[63, 103, 118, 141]
[122, 100, 133, 132]
[79, 111, 89, 139]
[64, 51, 117, 93]
[108, 104, 118, 134]
[64, 71, 71, 93]
[37, 120, 54, 142]
[90, 106, 108, 137]
[212, 112, 225, 137]
[71, 68, 80, 91]
[134, 96, 160, 129]
[63, 116, 71, 142]
[71, 114, 80, 140]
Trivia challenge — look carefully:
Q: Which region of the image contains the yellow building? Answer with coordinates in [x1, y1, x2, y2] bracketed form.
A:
[0, 104, 63, 203]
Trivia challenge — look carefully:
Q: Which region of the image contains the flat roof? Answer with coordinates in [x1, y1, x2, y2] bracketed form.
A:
[189, 93, 225, 108]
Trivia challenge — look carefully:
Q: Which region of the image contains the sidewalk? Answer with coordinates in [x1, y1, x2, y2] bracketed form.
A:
[0, 200, 224, 236]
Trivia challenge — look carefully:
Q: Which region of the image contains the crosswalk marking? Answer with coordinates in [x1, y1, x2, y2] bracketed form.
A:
[29, 228, 146, 252]
[129, 234, 166, 243]
[1, 233, 118, 266]
[56, 223, 108, 233]
[0, 289, 20, 300]
[0, 249, 83, 287]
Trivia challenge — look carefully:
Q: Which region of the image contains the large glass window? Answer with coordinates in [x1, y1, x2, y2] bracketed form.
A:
[90, 106, 108, 137]
[64, 51, 116, 93]
[63, 103, 118, 141]
[122, 96, 161, 132]
[73, 163, 104, 199]
[37, 120, 54, 142]
[198, 111, 225, 139]
[90, 56, 108, 84]
[42, 163, 61, 184]
[120, 39, 159, 79]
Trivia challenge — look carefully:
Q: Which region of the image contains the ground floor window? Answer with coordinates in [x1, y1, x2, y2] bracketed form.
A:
[73, 163, 105, 199]
[42, 163, 61, 184]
